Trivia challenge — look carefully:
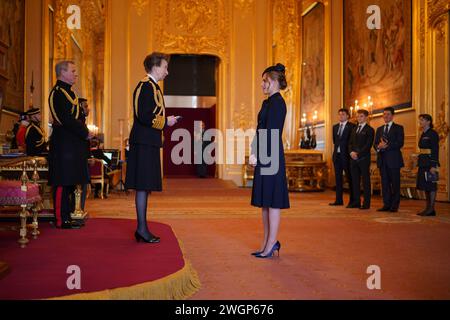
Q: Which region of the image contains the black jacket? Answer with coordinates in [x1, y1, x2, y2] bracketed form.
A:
[25, 122, 47, 156]
[418, 128, 440, 168]
[349, 123, 375, 162]
[332, 121, 356, 162]
[48, 80, 89, 186]
[129, 77, 166, 147]
[374, 122, 405, 169]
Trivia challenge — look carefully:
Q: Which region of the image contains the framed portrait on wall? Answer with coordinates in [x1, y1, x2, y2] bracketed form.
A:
[343, 0, 412, 115]
[300, 2, 325, 124]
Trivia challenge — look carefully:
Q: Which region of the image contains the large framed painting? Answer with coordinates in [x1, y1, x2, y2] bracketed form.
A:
[0, 0, 25, 112]
[344, 0, 412, 115]
[300, 2, 325, 125]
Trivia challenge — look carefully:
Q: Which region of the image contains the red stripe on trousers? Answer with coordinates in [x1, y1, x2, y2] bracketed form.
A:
[55, 187, 63, 227]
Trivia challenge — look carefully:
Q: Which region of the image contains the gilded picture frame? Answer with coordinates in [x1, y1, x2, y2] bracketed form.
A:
[343, 0, 413, 116]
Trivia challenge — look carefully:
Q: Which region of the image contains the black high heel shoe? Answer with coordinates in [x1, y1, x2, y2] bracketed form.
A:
[134, 231, 160, 243]
[251, 250, 264, 256]
[255, 241, 281, 259]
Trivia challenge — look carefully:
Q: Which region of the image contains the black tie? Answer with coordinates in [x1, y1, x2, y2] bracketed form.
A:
[357, 125, 362, 134]
[338, 124, 344, 137]
[384, 124, 389, 136]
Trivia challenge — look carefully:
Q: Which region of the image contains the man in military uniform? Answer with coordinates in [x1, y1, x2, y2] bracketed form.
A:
[25, 107, 48, 156]
[48, 61, 91, 229]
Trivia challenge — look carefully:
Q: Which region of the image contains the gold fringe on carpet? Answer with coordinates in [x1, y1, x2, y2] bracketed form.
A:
[48, 260, 201, 300]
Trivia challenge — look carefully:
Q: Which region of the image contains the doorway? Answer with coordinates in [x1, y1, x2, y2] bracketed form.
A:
[163, 54, 218, 178]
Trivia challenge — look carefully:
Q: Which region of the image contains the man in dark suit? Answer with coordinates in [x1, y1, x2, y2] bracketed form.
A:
[330, 108, 356, 206]
[348, 109, 375, 210]
[374, 107, 404, 212]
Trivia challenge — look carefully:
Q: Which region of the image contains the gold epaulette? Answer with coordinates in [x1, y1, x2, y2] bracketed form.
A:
[134, 77, 166, 129]
[152, 115, 165, 130]
[419, 148, 432, 155]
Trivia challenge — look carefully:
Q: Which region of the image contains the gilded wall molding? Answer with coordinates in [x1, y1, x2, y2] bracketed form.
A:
[54, 0, 69, 60]
[427, 0, 449, 28]
[436, 100, 450, 143]
[131, 0, 149, 17]
[420, 6, 426, 58]
[271, 0, 301, 147]
[153, 0, 231, 60]
[54, 0, 105, 60]
[423, 0, 450, 198]
[52, 0, 105, 129]
[234, 0, 255, 15]
[233, 102, 253, 130]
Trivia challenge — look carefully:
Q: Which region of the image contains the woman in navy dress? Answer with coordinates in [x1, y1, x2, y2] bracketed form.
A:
[250, 63, 290, 259]
[416, 114, 440, 216]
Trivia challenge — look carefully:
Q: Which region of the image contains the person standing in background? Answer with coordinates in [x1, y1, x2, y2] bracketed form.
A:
[374, 107, 404, 213]
[330, 108, 355, 207]
[416, 114, 440, 217]
[48, 61, 91, 229]
[25, 108, 48, 156]
[348, 109, 375, 210]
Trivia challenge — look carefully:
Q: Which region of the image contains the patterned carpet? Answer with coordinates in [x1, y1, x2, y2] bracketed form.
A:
[86, 178, 450, 299]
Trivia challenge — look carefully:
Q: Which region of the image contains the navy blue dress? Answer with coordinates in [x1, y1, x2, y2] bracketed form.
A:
[251, 92, 290, 209]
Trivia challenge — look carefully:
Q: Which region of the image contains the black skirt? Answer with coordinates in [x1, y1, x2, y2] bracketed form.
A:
[251, 160, 290, 209]
[125, 144, 162, 191]
[416, 167, 437, 192]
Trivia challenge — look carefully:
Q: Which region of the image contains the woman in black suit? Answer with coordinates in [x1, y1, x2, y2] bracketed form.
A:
[416, 114, 440, 216]
[125, 53, 179, 243]
[250, 64, 290, 259]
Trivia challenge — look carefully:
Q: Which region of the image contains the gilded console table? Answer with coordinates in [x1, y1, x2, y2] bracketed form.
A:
[242, 150, 328, 192]
[284, 150, 327, 192]
[0, 156, 88, 220]
[0, 156, 53, 218]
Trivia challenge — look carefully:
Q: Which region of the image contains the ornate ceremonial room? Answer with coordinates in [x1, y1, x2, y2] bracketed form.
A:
[0, 0, 449, 301]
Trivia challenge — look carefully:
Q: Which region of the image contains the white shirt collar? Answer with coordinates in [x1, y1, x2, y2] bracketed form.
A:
[340, 120, 348, 126]
[385, 121, 393, 128]
[147, 74, 158, 84]
[358, 122, 367, 129]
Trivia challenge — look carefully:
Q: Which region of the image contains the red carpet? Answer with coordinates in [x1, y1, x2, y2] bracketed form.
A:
[0, 219, 197, 300]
